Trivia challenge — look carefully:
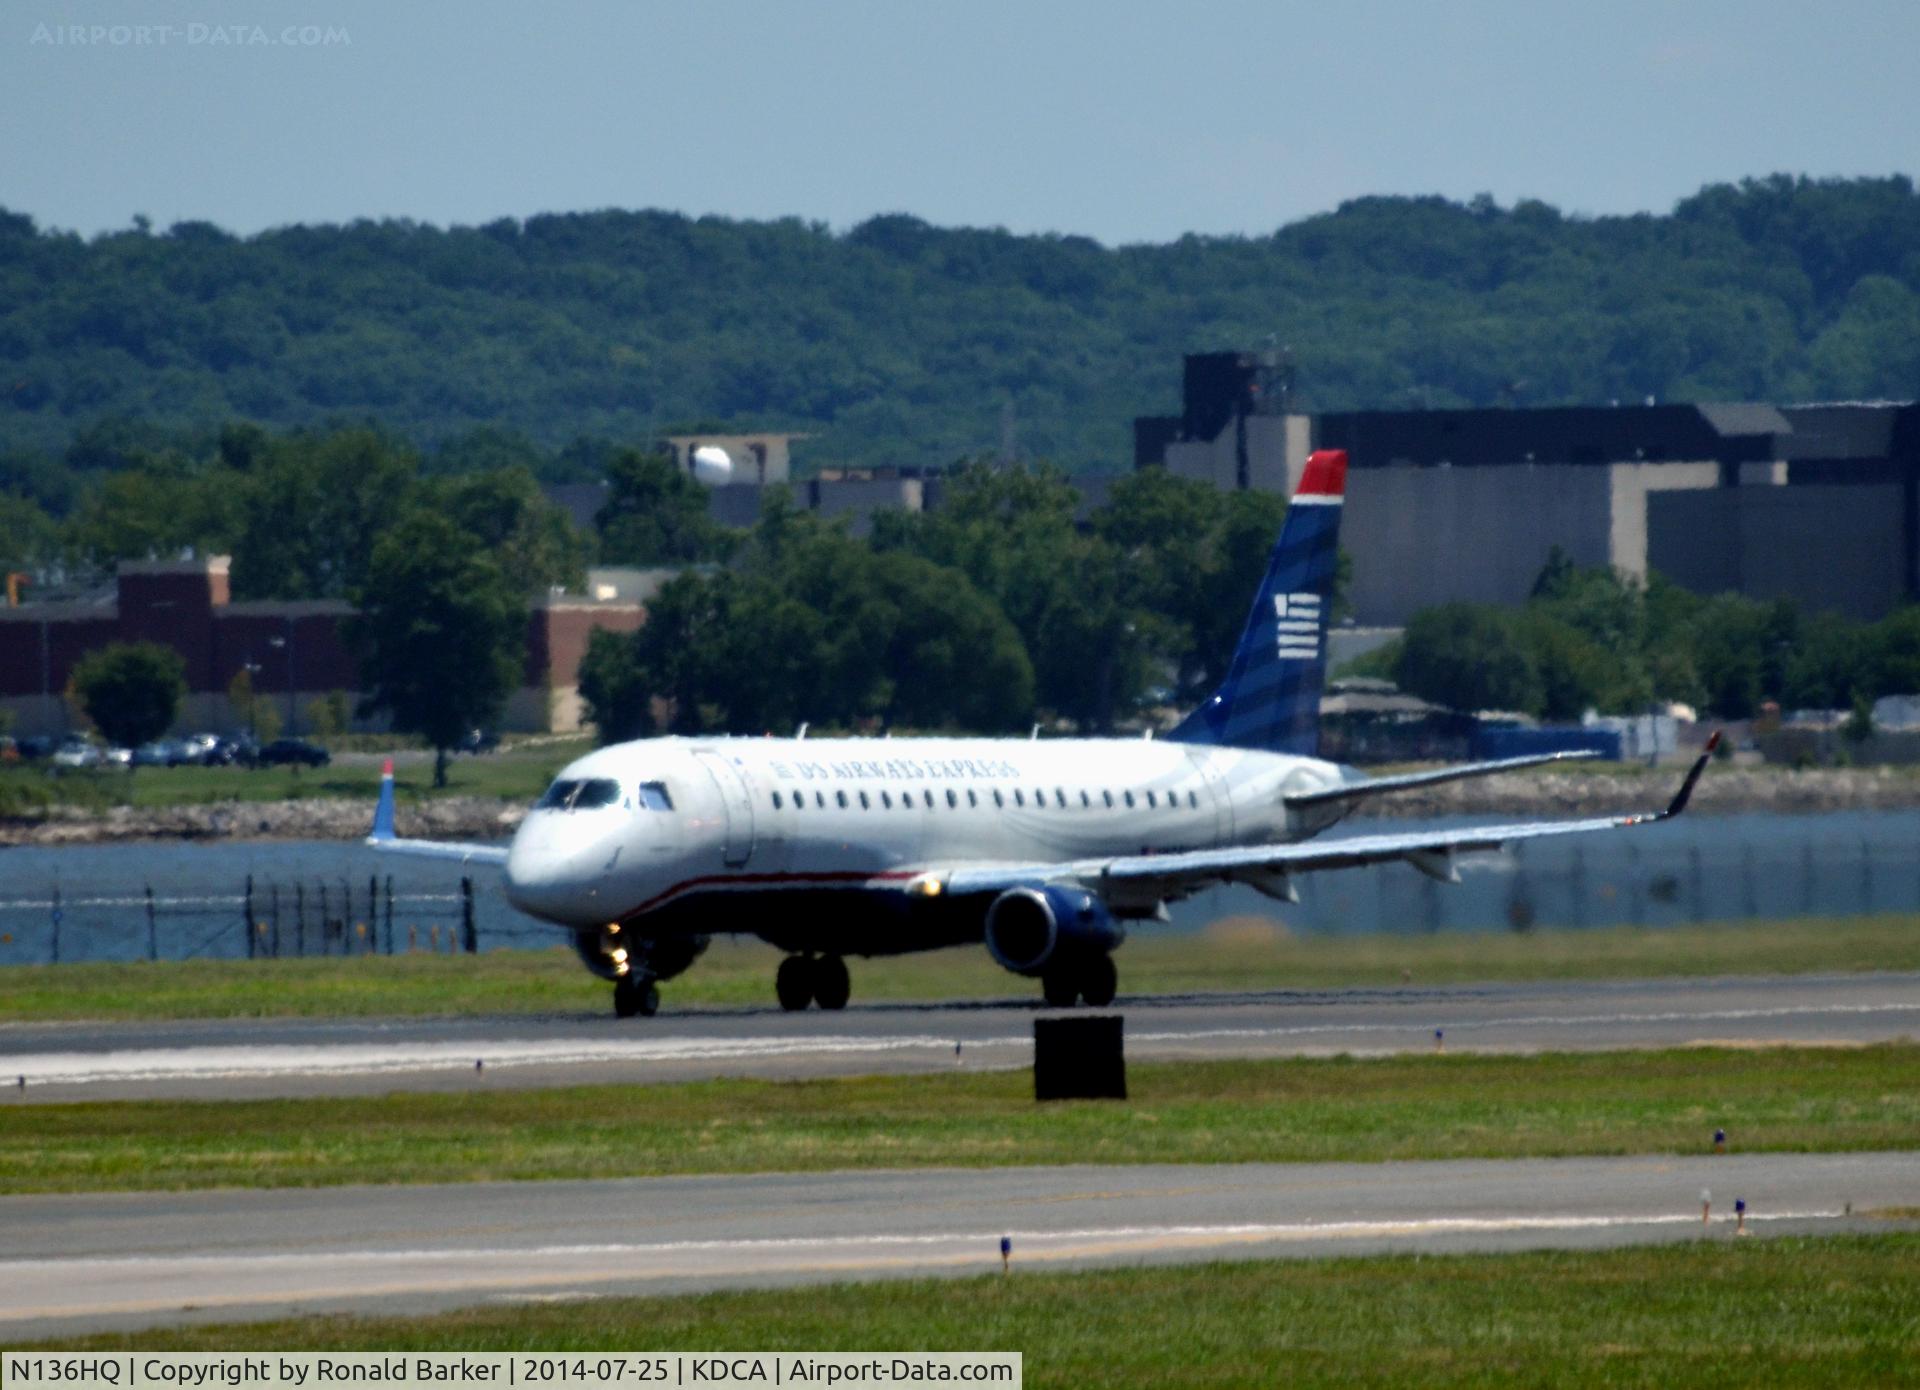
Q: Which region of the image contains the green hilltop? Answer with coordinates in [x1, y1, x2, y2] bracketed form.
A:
[2, 173, 1917, 474]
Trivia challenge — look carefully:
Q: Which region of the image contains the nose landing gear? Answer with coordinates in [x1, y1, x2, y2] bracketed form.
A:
[776, 953, 851, 1011]
[613, 973, 659, 1018]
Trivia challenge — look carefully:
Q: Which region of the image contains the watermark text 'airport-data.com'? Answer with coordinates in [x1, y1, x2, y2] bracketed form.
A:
[29, 22, 350, 48]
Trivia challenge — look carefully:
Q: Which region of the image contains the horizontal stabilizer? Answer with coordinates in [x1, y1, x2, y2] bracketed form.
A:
[1285, 750, 1600, 810]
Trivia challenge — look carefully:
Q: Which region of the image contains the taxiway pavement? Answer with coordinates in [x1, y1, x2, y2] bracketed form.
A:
[2, 972, 1915, 1102]
[2, 1152, 1913, 1336]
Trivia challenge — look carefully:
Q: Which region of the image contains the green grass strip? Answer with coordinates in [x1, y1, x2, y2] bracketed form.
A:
[4, 914, 1918, 1021]
[3, 1047, 1915, 1194]
[26, 1235, 1920, 1387]
[0, 738, 590, 814]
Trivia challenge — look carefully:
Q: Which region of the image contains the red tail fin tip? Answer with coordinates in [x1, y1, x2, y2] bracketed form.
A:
[1297, 449, 1348, 499]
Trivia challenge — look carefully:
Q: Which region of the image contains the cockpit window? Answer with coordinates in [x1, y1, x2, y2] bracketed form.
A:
[537, 779, 580, 810]
[536, 777, 628, 812]
[637, 781, 673, 811]
[573, 779, 621, 809]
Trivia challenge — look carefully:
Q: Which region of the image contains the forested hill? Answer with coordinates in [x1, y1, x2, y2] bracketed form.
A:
[2, 174, 1917, 474]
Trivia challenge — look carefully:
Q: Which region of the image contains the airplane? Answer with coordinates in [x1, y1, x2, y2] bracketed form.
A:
[369, 448, 1717, 1018]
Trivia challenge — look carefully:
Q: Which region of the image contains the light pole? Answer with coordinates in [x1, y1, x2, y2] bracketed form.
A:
[240, 658, 262, 739]
[268, 615, 297, 735]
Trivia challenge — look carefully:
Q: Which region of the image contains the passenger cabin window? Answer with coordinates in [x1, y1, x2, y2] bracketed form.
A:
[836, 790, 848, 809]
[1055, 789, 1066, 808]
[967, 789, 978, 808]
[1188, 791, 1199, 808]
[1103, 790, 1114, 808]
[880, 790, 892, 809]
[1146, 791, 1157, 808]
[993, 789, 1004, 808]
[1124, 791, 1135, 808]
[859, 791, 870, 810]
[946, 789, 958, 808]
[772, 791, 783, 810]
[1080, 790, 1090, 808]
[1013, 789, 1025, 807]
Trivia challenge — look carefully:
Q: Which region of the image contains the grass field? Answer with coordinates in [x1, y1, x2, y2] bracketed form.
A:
[2, 914, 1916, 1021]
[24, 1235, 1920, 1386]
[3, 1045, 1914, 1193]
[0, 737, 591, 813]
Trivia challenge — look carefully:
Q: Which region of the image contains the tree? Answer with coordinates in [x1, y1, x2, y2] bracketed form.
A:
[230, 427, 421, 600]
[70, 642, 186, 752]
[1395, 604, 1540, 714]
[434, 465, 587, 594]
[577, 627, 653, 744]
[349, 512, 527, 786]
[595, 448, 736, 565]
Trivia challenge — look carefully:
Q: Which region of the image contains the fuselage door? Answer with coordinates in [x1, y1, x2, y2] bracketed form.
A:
[692, 750, 756, 868]
[1188, 748, 1235, 847]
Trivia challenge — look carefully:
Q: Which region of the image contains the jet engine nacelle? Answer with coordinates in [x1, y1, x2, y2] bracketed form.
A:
[690, 445, 734, 486]
[983, 885, 1123, 976]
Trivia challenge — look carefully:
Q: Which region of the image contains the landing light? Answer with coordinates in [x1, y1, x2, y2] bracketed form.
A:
[907, 874, 945, 898]
[610, 947, 629, 964]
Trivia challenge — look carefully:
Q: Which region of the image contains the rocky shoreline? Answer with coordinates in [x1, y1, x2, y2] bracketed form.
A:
[2, 767, 1915, 847]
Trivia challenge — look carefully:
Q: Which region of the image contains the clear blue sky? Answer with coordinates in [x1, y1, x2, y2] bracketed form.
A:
[3, 0, 1915, 245]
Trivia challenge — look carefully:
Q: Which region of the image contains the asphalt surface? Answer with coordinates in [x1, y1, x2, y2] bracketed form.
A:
[2, 1152, 1913, 1336]
[2, 972, 1916, 1102]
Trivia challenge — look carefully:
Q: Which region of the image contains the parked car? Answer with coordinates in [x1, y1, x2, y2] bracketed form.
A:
[177, 732, 223, 765]
[254, 738, 331, 768]
[210, 734, 259, 766]
[13, 735, 54, 761]
[50, 736, 102, 769]
[131, 740, 181, 767]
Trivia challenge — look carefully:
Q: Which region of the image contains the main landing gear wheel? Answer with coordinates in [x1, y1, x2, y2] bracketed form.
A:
[776, 954, 813, 1012]
[1040, 955, 1118, 1008]
[1080, 953, 1118, 1008]
[813, 954, 851, 1011]
[613, 974, 659, 1019]
[777, 954, 852, 1011]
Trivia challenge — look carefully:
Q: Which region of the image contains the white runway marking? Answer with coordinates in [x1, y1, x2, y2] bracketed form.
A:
[8, 999, 1916, 1086]
[1130, 1001, 1920, 1045]
[0, 1211, 1843, 1323]
[0, 1208, 1842, 1273]
[4, 1034, 985, 1085]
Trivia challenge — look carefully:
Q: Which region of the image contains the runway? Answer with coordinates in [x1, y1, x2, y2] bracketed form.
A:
[1, 1152, 1913, 1336]
[2, 972, 1915, 1102]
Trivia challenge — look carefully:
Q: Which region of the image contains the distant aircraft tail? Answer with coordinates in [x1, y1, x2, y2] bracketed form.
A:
[1166, 449, 1346, 756]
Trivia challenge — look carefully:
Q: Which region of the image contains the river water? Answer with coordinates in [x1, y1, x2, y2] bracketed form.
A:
[0, 809, 1914, 967]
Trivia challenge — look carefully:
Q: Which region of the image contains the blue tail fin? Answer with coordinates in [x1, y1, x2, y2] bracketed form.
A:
[1167, 449, 1347, 756]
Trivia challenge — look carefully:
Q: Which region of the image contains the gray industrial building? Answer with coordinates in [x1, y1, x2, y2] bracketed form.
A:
[1136, 352, 1920, 624]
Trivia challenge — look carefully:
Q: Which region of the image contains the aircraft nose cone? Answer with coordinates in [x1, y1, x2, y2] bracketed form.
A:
[505, 818, 580, 919]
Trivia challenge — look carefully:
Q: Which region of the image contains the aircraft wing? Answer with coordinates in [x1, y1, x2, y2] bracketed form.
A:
[364, 759, 511, 866]
[945, 734, 1717, 907]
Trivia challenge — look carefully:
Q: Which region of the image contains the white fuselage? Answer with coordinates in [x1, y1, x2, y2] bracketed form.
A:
[503, 734, 1354, 932]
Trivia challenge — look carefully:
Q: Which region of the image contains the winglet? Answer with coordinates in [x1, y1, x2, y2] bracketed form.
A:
[1662, 731, 1720, 820]
[370, 758, 397, 842]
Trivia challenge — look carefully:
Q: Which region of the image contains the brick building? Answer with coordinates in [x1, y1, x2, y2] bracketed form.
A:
[0, 558, 645, 738]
